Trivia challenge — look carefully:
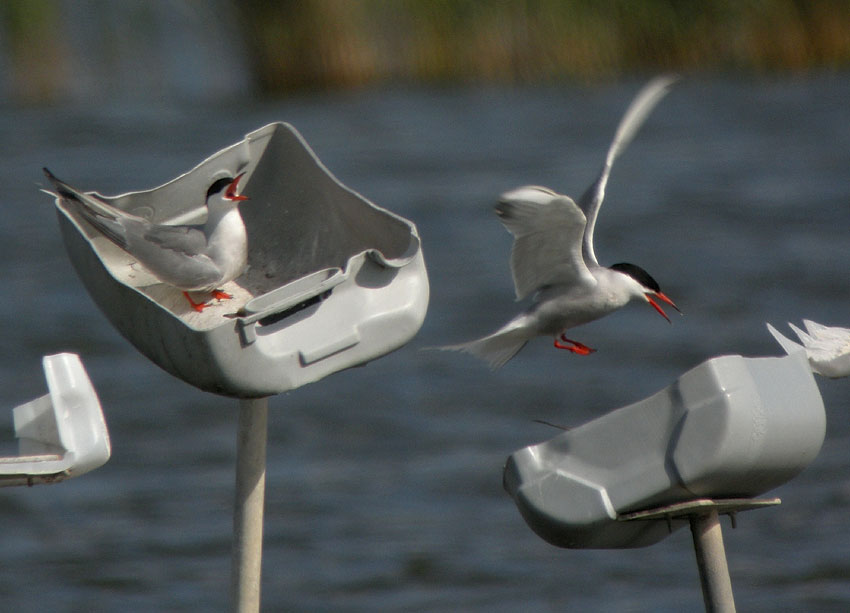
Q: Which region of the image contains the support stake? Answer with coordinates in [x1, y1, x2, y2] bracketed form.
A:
[619, 498, 780, 613]
[231, 397, 269, 613]
[690, 509, 735, 613]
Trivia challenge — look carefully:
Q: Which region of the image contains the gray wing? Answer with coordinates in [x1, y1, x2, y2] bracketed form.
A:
[496, 186, 595, 300]
[77, 205, 208, 258]
[142, 223, 208, 257]
[44, 168, 208, 258]
[578, 75, 677, 265]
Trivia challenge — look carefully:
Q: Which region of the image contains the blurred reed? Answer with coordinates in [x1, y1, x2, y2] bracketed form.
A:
[237, 0, 850, 91]
[2, 0, 849, 102]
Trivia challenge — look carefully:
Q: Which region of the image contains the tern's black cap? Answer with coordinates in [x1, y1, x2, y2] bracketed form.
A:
[206, 177, 233, 201]
[609, 262, 661, 293]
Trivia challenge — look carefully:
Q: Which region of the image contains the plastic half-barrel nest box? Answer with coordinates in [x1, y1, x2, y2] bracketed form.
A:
[53, 123, 429, 398]
[503, 351, 826, 549]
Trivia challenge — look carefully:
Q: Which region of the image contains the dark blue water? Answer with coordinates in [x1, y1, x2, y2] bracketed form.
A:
[1, 74, 849, 611]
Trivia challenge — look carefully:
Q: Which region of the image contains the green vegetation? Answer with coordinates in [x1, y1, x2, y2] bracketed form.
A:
[238, 0, 850, 91]
[2, 0, 849, 101]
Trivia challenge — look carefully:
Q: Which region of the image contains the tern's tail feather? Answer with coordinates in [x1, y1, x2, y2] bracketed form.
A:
[42, 167, 121, 220]
[441, 326, 529, 370]
[43, 167, 134, 248]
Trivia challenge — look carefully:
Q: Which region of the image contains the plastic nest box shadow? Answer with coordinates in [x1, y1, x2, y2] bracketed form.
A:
[53, 123, 429, 397]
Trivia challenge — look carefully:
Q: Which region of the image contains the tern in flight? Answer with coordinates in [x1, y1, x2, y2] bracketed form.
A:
[445, 76, 681, 369]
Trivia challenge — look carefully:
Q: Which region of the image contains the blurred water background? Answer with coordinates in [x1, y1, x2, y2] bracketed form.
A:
[1, 1, 850, 611]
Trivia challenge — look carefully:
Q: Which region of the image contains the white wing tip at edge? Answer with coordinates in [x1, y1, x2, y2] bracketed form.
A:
[767, 321, 850, 379]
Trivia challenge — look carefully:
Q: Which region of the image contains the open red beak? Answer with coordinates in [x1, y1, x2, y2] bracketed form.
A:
[226, 172, 249, 201]
[646, 292, 681, 323]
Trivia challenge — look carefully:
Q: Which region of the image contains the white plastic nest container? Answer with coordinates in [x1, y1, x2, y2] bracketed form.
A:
[503, 351, 825, 549]
[1, 353, 110, 486]
[54, 123, 429, 397]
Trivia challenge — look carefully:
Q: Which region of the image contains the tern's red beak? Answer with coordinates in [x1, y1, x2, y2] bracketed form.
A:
[646, 292, 681, 323]
[225, 172, 249, 201]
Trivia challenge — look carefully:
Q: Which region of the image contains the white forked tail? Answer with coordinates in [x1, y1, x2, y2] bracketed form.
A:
[441, 323, 530, 370]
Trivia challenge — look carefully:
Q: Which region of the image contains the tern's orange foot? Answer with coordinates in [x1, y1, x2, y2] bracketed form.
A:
[183, 291, 210, 312]
[553, 336, 596, 355]
[211, 289, 232, 301]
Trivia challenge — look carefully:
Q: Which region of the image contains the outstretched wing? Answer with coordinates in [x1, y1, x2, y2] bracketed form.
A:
[578, 75, 677, 265]
[496, 186, 595, 300]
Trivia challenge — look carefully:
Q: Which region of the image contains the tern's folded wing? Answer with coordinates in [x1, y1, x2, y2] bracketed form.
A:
[496, 188, 595, 300]
[141, 223, 208, 257]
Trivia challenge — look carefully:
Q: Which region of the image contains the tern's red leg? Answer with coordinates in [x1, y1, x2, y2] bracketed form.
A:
[211, 289, 232, 301]
[183, 291, 210, 312]
[553, 335, 596, 355]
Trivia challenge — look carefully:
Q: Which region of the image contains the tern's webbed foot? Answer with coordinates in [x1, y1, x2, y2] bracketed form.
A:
[183, 291, 210, 312]
[182, 289, 232, 312]
[554, 335, 596, 356]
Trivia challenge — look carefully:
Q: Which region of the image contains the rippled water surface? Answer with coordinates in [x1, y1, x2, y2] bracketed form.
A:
[1, 74, 849, 611]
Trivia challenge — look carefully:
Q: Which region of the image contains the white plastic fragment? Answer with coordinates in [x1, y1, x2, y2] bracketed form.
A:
[0, 353, 111, 486]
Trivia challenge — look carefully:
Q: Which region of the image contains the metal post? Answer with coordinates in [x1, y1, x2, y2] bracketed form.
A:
[231, 397, 269, 613]
[621, 498, 779, 613]
[690, 509, 736, 613]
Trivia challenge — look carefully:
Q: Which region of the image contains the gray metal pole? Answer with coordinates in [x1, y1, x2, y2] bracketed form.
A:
[690, 509, 736, 613]
[231, 397, 269, 613]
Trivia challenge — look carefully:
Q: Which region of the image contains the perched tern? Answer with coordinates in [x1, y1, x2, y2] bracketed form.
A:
[445, 76, 681, 369]
[43, 168, 249, 312]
